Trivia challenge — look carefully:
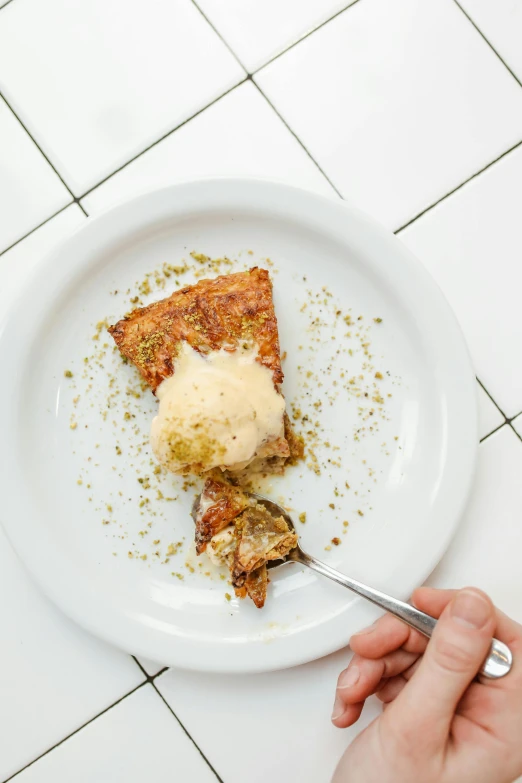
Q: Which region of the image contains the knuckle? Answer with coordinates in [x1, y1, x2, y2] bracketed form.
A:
[406, 629, 429, 654]
[336, 667, 352, 689]
[433, 634, 477, 673]
[462, 586, 490, 602]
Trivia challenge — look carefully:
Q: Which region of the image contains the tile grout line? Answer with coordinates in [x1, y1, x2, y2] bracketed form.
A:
[476, 378, 508, 421]
[476, 378, 522, 443]
[1, 660, 172, 783]
[1, 680, 149, 783]
[509, 421, 522, 443]
[453, 0, 522, 89]
[190, 0, 363, 78]
[477, 374, 507, 443]
[250, 77, 344, 198]
[479, 421, 506, 444]
[0, 202, 76, 258]
[252, 0, 363, 76]
[151, 678, 225, 783]
[190, 0, 248, 72]
[132, 655, 152, 680]
[0, 92, 82, 206]
[477, 378, 522, 425]
[5, 128, 522, 267]
[131, 655, 169, 682]
[77, 78, 248, 203]
[395, 138, 522, 234]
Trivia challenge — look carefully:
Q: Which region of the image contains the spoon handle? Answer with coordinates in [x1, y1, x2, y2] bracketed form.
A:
[296, 550, 512, 679]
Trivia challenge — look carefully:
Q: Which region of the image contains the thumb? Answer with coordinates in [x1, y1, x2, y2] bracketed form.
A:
[384, 588, 496, 747]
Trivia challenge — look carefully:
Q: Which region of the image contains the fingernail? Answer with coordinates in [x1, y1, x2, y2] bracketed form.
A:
[352, 623, 376, 637]
[451, 590, 491, 630]
[338, 664, 360, 690]
[331, 694, 345, 722]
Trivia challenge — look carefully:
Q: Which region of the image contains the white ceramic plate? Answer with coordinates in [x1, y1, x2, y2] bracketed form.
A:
[0, 180, 477, 673]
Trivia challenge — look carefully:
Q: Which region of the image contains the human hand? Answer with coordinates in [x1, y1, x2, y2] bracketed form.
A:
[331, 587, 522, 783]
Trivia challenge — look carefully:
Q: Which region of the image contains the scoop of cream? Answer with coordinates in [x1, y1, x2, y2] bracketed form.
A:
[150, 343, 285, 473]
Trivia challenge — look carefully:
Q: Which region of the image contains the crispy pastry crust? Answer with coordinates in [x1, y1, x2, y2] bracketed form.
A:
[244, 565, 268, 609]
[108, 268, 283, 393]
[194, 474, 249, 555]
[232, 505, 298, 576]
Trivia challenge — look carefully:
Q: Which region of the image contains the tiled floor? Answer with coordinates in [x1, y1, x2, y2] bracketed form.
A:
[1, 1, 521, 781]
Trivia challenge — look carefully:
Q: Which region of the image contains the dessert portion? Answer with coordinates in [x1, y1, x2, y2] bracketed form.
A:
[193, 475, 298, 608]
[109, 266, 302, 607]
[109, 268, 290, 475]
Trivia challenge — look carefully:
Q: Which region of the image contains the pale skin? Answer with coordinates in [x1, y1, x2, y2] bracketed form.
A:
[331, 587, 522, 783]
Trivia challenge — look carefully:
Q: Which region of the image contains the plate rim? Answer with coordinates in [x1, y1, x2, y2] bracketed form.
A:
[0, 178, 477, 672]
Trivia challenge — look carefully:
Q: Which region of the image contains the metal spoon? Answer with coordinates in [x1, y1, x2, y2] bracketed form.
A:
[250, 494, 511, 680]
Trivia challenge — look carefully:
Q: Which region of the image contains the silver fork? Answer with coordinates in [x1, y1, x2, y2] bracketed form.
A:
[251, 494, 511, 680]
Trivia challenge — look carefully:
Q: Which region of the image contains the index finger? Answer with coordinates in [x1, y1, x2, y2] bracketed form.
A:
[350, 612, 428, 658]
[349, 587, 457, 659]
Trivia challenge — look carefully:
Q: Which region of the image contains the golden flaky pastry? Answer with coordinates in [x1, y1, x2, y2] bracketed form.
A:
[193, 473, 249, 555]
[108, 268, 283, 393]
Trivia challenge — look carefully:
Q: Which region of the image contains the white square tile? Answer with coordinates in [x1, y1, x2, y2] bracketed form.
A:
[82, 82, 336, 215]
[427, 426, 522, 624]
[0, 97, 71, 253]
[400, 144, 522, 418]
[156, 650, 381, 783]
[458, 0, 522, 83]
[195, 0, 355, 72]
[0, 205, 86, 323]
[255, 0, 522, 230]
[0, 0, 244, 195]
[477, 384, 504, 440]
[14, 685, 218, 783]
[0, 527, 144, 780]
